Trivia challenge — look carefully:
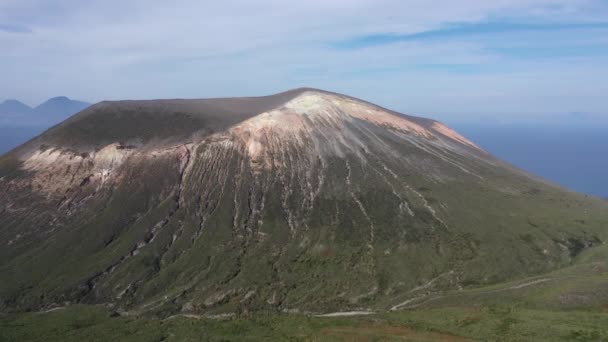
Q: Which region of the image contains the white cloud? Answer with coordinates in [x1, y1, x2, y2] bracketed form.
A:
[0, 0, 607, 121]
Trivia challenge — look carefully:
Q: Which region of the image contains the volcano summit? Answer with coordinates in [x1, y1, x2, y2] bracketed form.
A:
[1, 88, 606, 316]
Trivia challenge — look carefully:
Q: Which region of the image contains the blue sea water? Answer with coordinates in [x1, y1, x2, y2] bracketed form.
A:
[451, 122, 608, 199]
[0, 126, 46, 154]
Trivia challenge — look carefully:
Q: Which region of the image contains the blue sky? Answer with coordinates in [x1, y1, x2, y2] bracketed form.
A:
[1, 0, 608, 122]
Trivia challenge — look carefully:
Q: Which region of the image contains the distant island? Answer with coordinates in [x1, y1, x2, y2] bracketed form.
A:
[0, 96, 90, 126]
[0, 96, 90, 153]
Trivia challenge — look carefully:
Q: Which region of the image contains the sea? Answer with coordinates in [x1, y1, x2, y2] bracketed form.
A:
[452, 121, 608, 199]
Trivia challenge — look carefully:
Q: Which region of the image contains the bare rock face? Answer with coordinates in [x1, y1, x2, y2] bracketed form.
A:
[1, 88, 607, 316]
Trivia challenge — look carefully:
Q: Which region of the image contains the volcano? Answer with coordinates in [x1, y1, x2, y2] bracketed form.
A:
[1, 88, 606, 316]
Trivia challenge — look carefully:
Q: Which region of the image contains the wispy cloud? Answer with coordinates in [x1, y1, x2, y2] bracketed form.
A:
[0, 24, 31, 33]
[333, 22, 608, 49]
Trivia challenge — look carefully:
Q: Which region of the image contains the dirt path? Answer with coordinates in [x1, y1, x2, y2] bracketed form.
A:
[506, 278, 550, 290]
[391, 295, 430, 311]
[313, 311, 376, 317]
[37, 306, 66, 314]
[391, 278, 553, 311]
[164, 313, 235, 320]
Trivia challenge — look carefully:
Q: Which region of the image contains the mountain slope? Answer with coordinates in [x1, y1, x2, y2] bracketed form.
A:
[0, 88, 606, 316]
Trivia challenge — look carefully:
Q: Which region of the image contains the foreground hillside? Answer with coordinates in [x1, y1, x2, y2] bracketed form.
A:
[2, 243, 608, 341]
[1, 88, 607, 319]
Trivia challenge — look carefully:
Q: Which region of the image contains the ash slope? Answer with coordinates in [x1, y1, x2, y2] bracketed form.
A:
[0, 88, 607, 316]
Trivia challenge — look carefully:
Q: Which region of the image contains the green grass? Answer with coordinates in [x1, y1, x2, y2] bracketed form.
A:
[3, 244, 608, 341]
[2, 304, 607, 341]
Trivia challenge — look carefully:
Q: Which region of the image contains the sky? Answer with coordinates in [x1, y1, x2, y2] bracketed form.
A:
[1, 0, 608, 122]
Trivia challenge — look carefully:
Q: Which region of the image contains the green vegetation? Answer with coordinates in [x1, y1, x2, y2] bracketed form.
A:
[3, 304, 608, 341]
[3, 244, 608, 341]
